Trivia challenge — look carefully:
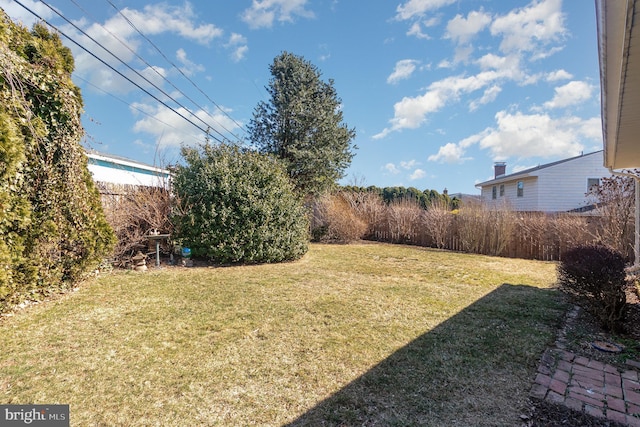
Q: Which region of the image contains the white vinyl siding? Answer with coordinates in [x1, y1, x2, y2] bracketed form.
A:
[535, 154, 610, 212]
[477, 152, 612, 212]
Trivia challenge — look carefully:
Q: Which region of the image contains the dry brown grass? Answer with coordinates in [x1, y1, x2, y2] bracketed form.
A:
[0, 243, 564, 426]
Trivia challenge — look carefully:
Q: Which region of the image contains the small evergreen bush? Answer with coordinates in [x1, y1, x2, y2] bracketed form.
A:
[172, 143, 308, 264]
[558, 244, 628, 332]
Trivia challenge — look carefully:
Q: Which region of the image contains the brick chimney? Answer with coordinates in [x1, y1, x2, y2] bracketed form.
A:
[494, 162, 506, 178]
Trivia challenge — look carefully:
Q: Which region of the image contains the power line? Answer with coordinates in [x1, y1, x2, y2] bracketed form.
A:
[13, 0, 231, 145]
[35, 0, 231, 144]
[73, 72, 207, 145]
[68, 0, 245, 142]
[103, 0, 248, 138]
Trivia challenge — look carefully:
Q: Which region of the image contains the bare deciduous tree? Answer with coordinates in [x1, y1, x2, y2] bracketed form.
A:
[588, 174, 636, 259]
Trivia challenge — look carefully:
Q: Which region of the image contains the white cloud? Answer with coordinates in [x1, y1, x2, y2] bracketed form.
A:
[395, 0, 456, 21]
[387, 59, 420, 84]
[375, 67, 519, 138]
[476, 53, 515, 71]
[445, 10, 492, 44]
[428, 142, 470, 164]
[477, 110, 598, 160]
[433, 111, 601, 164]
[117, 4, 222, 44]
[225, 33, 249, 62]
[65, 3, 222, 94]
[407, 21, 431, 39]
[546, 69, 573, 81]
[400, 159, 419, 169]
[490, 0, 566, 55]
[176, 49, 205, 76]
[543, 81, 593, 109]
[409, 169, 426, 180]
[453, 45, 474, 64]
[0, 0, 54, 26]
[530, 46, 564, 61]
[469, 85, 502, 111]
[132, 103, 242, 148]
[242, 0, 314, 29]
[383, 163, 400, 174]
[437, 59, 453, 69]
[231, 45, 249, 62]
[512, 164, 536, 173]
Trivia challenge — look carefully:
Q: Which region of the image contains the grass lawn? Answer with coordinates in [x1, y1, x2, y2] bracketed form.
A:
[0, 243, 565, 426]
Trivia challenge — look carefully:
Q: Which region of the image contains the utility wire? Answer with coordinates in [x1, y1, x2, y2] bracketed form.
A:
[14, 0, 223, 143]
[37, 0, 232, 143]
[73, 72, 207, 145]
[104, 0, 247, 138]
[69, 0, 244, 142]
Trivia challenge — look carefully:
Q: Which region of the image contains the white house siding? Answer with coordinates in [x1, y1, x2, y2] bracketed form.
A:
[535, 153, 611, 212]
[476, 151, 612, 212]
[86, 152, 170, 188]
[483, 177, 538, 211]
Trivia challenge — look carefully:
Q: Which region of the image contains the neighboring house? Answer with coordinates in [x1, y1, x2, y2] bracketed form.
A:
[475, 151, 612, 212]
[86, 150, 171, 188]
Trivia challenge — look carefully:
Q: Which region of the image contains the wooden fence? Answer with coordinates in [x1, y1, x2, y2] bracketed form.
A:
[372, 229, 562, 261]
[366, 212, 613, 262]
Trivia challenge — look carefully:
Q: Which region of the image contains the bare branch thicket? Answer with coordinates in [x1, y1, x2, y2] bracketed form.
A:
[517, 212, 548, 245]
[100, 182, 173, 265]
[344, 191, 387, 239]
[552, 214, 595, 253]
[455, 200, 516, 256]
[313, 192, 368, 243]
[587, 174, 636, 259]
[456, 200, 489, 254]
[386, 198, 424, 244]
[423, 199, 453, 249]
[486, 205, 517, 256]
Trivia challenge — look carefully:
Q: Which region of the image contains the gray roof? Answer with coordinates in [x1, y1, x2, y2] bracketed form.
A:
[476, 151, 603, 187]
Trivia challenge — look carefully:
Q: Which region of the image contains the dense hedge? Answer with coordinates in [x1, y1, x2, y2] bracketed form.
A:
[0, 12, 115, 311]
[172, 143, 309, 264]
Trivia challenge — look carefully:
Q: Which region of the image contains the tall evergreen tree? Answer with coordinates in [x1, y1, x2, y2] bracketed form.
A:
[248, 52, 356, 197]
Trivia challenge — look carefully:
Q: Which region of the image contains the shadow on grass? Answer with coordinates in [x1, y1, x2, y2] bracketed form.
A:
[284, 283, 565, 427]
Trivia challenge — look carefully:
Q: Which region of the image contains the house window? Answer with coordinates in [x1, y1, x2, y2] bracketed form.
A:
[499, 184, 505, 197]
[517, 181, 524, 197]
[492, 186, 497, 199]
[587, 178, 600, 192]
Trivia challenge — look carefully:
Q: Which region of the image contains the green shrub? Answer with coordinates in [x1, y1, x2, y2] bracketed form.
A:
[558, 244, 628, 332]
[172, 143, 309, 264]
[0, 12, 115, 312]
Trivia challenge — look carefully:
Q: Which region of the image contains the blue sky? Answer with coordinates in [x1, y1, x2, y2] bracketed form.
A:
[1, 0, 602, 194]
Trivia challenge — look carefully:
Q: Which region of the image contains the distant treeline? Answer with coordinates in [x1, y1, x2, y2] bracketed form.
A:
[340, 185, 460, 209]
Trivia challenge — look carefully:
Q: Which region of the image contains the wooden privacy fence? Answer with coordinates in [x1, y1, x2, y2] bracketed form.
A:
[368, 213, 608, 262]
[372, 229, 562, 261]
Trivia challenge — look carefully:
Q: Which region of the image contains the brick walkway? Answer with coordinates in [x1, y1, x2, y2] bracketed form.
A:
[530, 306, 640, 426]
[531, 348, 640, 426]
